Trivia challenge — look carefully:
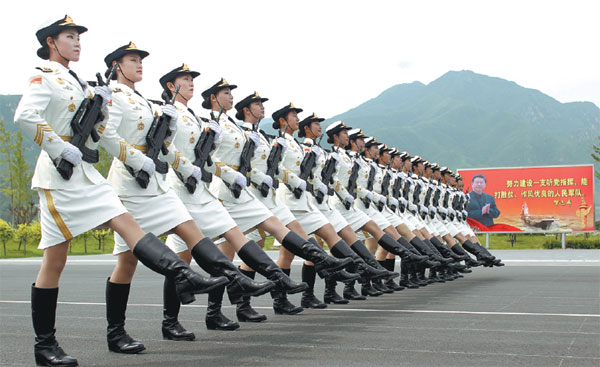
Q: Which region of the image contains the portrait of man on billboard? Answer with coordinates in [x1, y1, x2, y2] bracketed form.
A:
[467, 174, 501, 226]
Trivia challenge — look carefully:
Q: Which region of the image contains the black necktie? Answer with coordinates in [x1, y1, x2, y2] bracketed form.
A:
[187, 108, 197, 119]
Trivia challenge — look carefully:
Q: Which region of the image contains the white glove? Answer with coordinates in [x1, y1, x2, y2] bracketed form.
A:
[399, 197, 408, 206]
[141, 156, 156, 176]
[233, 171, 248, 188]
[379, 197, 387, 206]
[60, 142, 83, 166]
[408, 203, 418, 213]
[343, 196, 355, 206]
[439, 207, 448, 215]
[317, 182, 328, 196]
[428, 205, 437, 215]
[261, 175, 273, 189]
[190, 166, 202, 181]
[365, 192, 373, 201]
[462, 210, 468, 219]
[248, 131, 260, 152]
[310, 145, 322, 159]
[330, 152, 341, 162]
[207, 121, 222, 144]
[161, 104, 178, 121]
[297, 180, 307, 192]
[275, 137, 288, 153]
[94, 86, 112, 109]
[389, 197, 399, 208]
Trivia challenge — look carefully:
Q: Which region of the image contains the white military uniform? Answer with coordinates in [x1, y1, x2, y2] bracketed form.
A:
[439, 183, 461, 237]
[353, 154, 391, 231]
[373, 163, 403, 227]
[404, 174, 428, 231]
[164, 102, 237, 253]
[206, 112, 273, 234]
[100, 83, 191, 254]
[328, 147, 371, 232]
[390, 169, 416, 231]
[276, 133, 330, 235]
[14, 61, 126, 248]
[302, 138, 348, 232]
[427, 180, 450, 236]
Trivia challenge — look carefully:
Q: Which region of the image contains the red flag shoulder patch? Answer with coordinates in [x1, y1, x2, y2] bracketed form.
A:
[29, 76, 42, 86]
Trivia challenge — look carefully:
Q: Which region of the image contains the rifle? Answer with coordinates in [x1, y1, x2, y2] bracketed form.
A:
[126, 86, 179, 188]
[390, 174, 403, 211]
[377, 169, 391, 211]
[231, 121, 258, 198]
[345, 161, 360, 209]
[289, 149, 317, 199]
[183, 108, 224, 194]
[56, 64, 117, 180]
[315, 155, 336, 204]
[259, 139, 283, 197]
[362, 163, 375, 209]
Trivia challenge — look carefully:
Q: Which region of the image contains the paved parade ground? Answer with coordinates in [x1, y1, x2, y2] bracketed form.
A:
[1, 250, 599, 366]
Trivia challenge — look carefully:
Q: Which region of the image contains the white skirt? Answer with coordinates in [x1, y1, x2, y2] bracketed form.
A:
[444, 220, 461, 237]
[318, 207, 349, 233]
[355, 198, 390, 231]
[398, 211, 416, 231]
[291, 208, 330, 235]
[165, 197, 237, 254]
[405, 211, 426, 230]
[113, 189, 192, 254]
[380, 207, 403, 227]
[38, 184, 127, 249]
[221, 197, 273, 234]
[430, 217, 450, 237]
[246, 186, 296, 226]
[331, 196, 370, 231]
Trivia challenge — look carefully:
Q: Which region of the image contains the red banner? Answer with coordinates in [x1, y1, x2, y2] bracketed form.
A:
[458, 165, 594, 232]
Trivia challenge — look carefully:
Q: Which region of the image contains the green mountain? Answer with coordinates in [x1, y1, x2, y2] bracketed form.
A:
[323, 70, 599, 170]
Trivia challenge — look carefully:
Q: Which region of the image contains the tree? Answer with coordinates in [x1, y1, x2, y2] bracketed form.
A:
[91, 229, 111, 253]
[592, 136, 600, 179]
[78, 231, 89, 254]
[0, 120, 37, 226]
[15, 221, 41, 256]
[0, 219, 13, 256]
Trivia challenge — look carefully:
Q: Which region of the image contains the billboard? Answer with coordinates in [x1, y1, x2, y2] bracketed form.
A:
[458, 165, 595, 232]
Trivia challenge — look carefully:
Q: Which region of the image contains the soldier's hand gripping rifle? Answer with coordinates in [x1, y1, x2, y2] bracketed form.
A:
[391, 174, 403, 212]
[377, 170, 391, 211]
[315, 155, 336, 204]
[232, 119, 258, 198]
[289, 149, 317, 199]
[361, 164, 375, 209]
[184, 107, 224, 194]
[345, 161, 360, 209]
[56, 64, 117, 180]
[259, 138, 283, 197]
[127, 86, 180, 189]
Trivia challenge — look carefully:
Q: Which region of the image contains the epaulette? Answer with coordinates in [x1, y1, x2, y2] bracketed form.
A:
[322, 148, 331, 153]
[113, 88, 123, 93]
[199, 117, 210, 123]
[35, 67, 58, 73]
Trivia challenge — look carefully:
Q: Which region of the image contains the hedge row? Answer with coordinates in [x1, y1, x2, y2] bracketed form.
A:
[542, 238, 600, 249]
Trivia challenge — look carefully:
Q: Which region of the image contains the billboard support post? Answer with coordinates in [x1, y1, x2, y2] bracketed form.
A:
[561, 233, 566, 249]
[485, 233, 490, 249]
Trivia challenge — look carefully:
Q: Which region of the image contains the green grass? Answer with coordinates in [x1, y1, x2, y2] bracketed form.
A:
[0, 234, 115, 258]
[485, 233, 600, 250]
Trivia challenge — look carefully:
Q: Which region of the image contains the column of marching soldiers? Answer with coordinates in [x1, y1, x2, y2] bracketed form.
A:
[16, 15, 504, 367]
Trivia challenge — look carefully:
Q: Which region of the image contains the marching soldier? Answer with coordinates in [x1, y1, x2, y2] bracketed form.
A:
[199, 84, 353, 316]
[154, 66, 306, 334]
[100, 46, 277, 352]
[15, 17, 231, 366]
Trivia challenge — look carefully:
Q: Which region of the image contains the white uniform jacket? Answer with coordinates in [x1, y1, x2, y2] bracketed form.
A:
[14, 61, 106, 189]
[276, 133, 315, 212]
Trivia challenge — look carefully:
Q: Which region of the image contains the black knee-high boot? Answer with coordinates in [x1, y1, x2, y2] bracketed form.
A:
[384, 259, 405, 291]
[280, 232, 353, 277]
[399, 262, 419, 289]
[300, 263, 327, 309]
[132, 233, 229, 305]
[371, 261, 394, 293]
[271, 268, 303, 315]
[162, 277, 195, 341]
[206, 285, 240, 330]
[191, 238, 275, 299]
[32, 285, 78, 367]
[106, 279, 146, 354]
[236, 268, 267, 322]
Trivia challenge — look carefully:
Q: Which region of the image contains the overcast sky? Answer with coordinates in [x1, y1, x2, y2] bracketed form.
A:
[3, 0, 599, 118]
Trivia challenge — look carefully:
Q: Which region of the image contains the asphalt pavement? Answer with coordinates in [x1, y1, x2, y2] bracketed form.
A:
[1, 250, 599, 366]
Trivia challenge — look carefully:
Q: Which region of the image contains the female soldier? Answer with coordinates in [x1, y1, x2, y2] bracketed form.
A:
[197, 81, 353, 316]
[325, 126, 431, 298]
[99, 47, 275, 352]
[15, 17, 229, 367]
[158, 66, 306, 334]
[232, 94, 380, 315]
